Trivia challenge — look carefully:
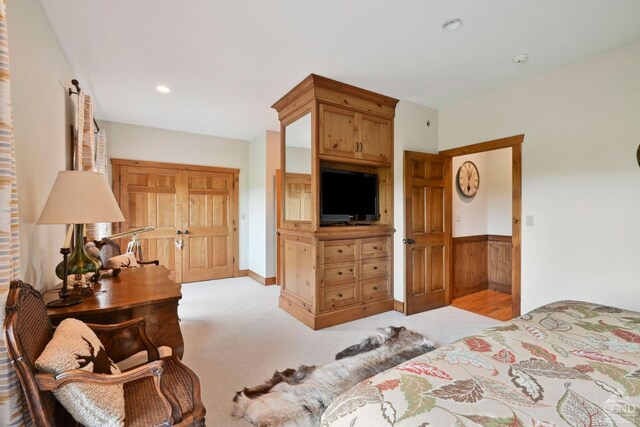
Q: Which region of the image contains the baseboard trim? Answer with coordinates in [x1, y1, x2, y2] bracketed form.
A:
[248, 270, 277, 286]
[394, 300, 404, 313]
[236, 269, 249, 277]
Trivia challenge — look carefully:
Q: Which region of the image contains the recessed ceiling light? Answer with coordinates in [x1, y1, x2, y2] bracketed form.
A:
[442, 18, 463, 31]
[156, 85, 171, 93]
[512, 54, 529, 64]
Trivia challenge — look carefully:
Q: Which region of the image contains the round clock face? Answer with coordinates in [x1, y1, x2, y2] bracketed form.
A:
[457, 161, 480, 197]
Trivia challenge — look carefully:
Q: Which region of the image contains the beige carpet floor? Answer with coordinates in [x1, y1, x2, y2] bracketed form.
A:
[178, 277, 502, 426]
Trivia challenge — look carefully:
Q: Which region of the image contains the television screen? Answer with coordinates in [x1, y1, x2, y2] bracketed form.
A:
[320, 168, 379, 222]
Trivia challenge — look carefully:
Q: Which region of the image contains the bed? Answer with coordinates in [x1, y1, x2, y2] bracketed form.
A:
[322, 301, 640, 426]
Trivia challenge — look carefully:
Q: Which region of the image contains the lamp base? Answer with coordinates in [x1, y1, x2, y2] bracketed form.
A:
[46, 296, 83, 308]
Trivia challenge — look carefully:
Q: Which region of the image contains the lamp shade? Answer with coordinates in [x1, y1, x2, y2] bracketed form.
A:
[38, 171, 125, 224]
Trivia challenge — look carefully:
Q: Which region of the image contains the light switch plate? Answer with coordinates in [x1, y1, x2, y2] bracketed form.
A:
[526, 215, 534, 226]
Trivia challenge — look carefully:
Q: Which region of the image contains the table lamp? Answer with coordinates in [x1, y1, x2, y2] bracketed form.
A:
[38, 171, 125, 307]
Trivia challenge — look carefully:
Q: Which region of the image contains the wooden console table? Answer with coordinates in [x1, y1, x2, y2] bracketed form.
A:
[44, 266, 184, 361]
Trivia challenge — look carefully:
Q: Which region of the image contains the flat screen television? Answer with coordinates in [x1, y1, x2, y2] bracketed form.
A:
[320, 168, 379, 223]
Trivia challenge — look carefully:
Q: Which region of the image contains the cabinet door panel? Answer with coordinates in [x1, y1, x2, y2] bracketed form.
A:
[319, 104, 357, 160]
[358, 113, 392, 165]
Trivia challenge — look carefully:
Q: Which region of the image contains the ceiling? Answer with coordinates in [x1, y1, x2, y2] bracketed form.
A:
[41, 0, 640, 141]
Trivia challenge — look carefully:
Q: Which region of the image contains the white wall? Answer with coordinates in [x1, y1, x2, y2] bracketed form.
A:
[265, 131, 280, 278]
[102, 120, 251, 270]
[248, 132, 267, 276]
[247, 130, 280, 279]
[9, 0, 75, 290]
[486, 148, 512, 235]
[452, 152, 489, 237]
[393, 100, 439, 301]
[440, 41, 640, 313]
[452, 148, 512, 237]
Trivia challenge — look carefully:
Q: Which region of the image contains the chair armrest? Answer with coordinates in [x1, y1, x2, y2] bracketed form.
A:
[35, 360, 165, 390]
[86, 318, 160, 362]
[35, 360, 173, 424]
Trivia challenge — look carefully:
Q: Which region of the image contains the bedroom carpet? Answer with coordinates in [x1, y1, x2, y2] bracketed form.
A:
[177, 277, 502, 426]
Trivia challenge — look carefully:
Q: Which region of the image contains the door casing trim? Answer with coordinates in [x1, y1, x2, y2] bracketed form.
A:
[439, 134, 524, 317]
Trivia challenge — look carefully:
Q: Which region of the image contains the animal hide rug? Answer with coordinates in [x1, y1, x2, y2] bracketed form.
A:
[232, 326, 435, 427]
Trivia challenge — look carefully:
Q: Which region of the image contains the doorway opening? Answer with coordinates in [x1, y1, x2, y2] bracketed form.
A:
[440, 135, 522, 320]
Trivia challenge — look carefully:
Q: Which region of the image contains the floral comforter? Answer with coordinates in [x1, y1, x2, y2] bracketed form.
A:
[322, 301, 640, 426]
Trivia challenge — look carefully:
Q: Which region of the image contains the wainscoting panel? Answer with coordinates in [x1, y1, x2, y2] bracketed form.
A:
[453, 235, 512, 298]
[488, 235, 512, 294]
[452, 236, 488, 298]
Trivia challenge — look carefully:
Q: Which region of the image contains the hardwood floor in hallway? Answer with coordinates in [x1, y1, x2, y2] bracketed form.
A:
[451, 289, 513, 321]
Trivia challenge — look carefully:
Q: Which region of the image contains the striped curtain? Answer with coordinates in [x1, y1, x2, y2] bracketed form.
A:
[75, 93, 110, 239]
[0, 1, 28, 426]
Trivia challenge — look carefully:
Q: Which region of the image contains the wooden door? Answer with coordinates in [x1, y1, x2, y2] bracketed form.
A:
[404, 151, 451, 314]
[319, 104, 357, 160]
[181, 170, 237, 282]
[117, 166, 182, 280]
[358, 113, 392, 165]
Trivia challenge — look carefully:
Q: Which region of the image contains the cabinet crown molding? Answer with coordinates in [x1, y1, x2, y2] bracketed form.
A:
[271, 74, 399, 120]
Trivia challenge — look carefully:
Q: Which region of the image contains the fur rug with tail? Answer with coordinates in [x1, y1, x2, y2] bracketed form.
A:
[232, 326, 435, 427]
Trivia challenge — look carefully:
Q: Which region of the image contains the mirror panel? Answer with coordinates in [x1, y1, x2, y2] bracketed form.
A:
[284, 113, 312, 222]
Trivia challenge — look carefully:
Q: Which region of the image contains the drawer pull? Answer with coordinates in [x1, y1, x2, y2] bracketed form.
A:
[337, 249, 343, 253]
[338, 293, 343, 298]
[373, 266, 378, 270]
[349, 269, 353, 272]
[373, 287, 378, 291]
[373, 246, 378, 250]
[337, 271, 343, 275]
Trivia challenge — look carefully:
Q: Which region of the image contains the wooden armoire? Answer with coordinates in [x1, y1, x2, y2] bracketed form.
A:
[272, 75, 398, 329]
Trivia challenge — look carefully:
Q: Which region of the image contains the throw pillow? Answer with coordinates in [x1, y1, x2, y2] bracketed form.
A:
[106, 252, 139, 269]
[35, 318, 125, 427]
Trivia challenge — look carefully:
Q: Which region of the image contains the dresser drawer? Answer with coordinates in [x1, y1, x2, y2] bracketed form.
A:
[361, 277, 390, 302]
[320, 240, 357, 264]
[321, 284, 358, 311]
[361, 237, 390, 259]
[321, 262, 357, 286]
[360, 257, 389, 280]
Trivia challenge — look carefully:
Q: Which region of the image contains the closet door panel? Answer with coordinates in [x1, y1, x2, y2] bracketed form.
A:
[118, 165, 182, 281]
[181, 171, 236, 282]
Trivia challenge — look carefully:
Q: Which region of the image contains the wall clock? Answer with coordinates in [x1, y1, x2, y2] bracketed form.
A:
[457, 161, 480, 198]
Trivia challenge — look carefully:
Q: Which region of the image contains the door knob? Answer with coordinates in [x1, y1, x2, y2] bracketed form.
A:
[184, 230, 189, 235]
[403, 238, 415, 244]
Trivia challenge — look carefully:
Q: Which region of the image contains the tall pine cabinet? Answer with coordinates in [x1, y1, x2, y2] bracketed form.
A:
[272, 75, 398, 329]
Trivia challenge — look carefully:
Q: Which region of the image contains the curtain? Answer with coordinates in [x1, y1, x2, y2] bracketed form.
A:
[0, 1, 28, 425]
[75, 93, 110, 239]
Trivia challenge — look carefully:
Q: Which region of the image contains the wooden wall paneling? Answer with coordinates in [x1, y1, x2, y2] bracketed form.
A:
[488, 235, 512, 294]
[452, 235, 512, 298]
[452, 236, 489, 298]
